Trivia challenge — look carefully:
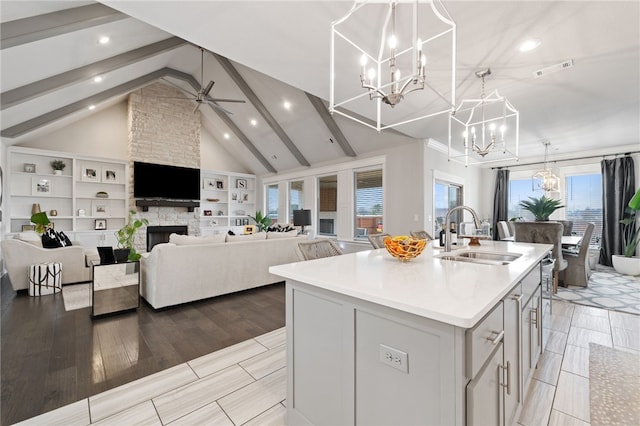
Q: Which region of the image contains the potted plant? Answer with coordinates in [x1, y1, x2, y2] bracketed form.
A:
[612, 188, 640, 275]
[248, 210, 271, 232]
[30, 211, 51, 234]
[50, 159, 66, 175]
[518, 195, 564, 221]
[114, 210, 149, 262]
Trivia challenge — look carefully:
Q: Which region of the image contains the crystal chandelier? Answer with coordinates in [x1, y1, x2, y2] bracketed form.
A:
[448, 68, 519, 165]
[329, 0, 456, 132]
[533, 140, 560, 192]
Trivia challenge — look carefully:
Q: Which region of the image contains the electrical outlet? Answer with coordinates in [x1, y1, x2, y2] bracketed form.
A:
[379, 344, 408, 373]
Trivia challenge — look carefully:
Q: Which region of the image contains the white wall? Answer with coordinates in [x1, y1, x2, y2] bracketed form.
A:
[200, 129, 250, 173]
[15, 102, 129, 160]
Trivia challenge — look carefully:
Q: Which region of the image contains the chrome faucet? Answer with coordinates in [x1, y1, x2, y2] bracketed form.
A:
[444, 205, 482, 252]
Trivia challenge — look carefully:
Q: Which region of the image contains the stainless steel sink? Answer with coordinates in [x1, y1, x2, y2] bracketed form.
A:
[457, 251, 521, 262]
[436, 251, 521, 266]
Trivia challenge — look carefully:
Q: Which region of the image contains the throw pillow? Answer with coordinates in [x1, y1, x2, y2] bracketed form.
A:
[16, 231, 43, 247]
[58, 231, 73, 247]
[169, 233, 226, 245]
[267, 224, 296, 232]
[266, 230, 298, 239]
[228, 230, 236, 236]
[42, 228, 62, 249]
[226, 232, 267, 242]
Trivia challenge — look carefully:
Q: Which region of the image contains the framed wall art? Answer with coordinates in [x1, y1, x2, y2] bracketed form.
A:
[103, 168, 120, 183]
[32, 178, 52, 196]
[92, 201, 109, 217]
[81, 165, 100, 182]
[95, 219, 107, 230]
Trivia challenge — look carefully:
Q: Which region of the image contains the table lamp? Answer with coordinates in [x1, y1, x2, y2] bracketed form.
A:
[293, 209, 312, 235]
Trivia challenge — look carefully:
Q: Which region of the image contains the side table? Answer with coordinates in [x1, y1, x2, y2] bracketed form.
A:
[91, 260, 140, 318]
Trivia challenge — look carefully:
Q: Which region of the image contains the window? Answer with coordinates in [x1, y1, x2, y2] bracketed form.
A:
[434, 180, 463, 233]
[508, 179, 539, 220]
[565, 173, 602, 245]
[354, 168, 383, 238]
[266, 184, 278, 224]
[318, 175, 337, 236]
[288, 180, 304, 223]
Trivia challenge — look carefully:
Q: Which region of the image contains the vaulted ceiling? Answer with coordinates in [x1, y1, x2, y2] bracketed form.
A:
[2, 1, 639, 175]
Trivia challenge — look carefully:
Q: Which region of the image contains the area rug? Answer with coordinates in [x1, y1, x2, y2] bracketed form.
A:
[589, 343, 640, 425]
[62, 283, 91, 311]
[554, 270, 640, 315]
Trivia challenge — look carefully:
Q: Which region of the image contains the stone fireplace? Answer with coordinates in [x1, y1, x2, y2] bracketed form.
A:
[146, 225, 188, 252]
[127, 82, 202, 252]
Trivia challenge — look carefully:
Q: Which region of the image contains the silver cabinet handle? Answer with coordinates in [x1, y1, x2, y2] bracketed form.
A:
[511, 294, 523, 302]
[487, 330, 505, 345]
[531, 307, 538, 328]
[500, 361, 511, 395]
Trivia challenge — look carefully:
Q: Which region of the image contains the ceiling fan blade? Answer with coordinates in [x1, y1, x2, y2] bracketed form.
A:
[193, 102, 202, 114]
[158, 96, 195, 100]
[208, 98, 246, 104]
[202, 81, 215, 97]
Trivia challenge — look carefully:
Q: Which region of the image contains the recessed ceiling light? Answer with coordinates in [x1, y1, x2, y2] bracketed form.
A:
[93, 75, 103, 83]
[88, 105, 96, 110]
[250, 119, 258, 126]
[519, 38, 541, 52]
[283, 101, 291, 110]
[223, 133, 230, 139]
[98, 36, 110, 45]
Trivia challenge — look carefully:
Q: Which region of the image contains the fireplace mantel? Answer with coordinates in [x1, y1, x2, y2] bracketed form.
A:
[135, 199, 199, 212]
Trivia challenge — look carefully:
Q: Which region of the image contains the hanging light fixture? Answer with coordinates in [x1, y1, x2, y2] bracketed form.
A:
[329, 0, 456, 132]
[532, 140, 560, 192]
[448, 68, 519, 165]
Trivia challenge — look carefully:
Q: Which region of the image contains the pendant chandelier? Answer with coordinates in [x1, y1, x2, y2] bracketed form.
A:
[448, 68, 519, 166]
[532, 140, 560, 192]
[329, 0, 456, 132]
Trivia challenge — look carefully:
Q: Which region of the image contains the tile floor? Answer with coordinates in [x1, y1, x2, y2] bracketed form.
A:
[14, 302, 640, 426]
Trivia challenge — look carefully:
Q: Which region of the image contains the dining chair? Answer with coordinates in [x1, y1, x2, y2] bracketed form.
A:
[497, 221, 513, 240]
[556, 220, 574, 236]
[367, 233, 391, 249]
[410, 230, 433, 241]
[298, 239, 343, 261]
[513, 222, 567, 293]
[562, 223, 595, 287]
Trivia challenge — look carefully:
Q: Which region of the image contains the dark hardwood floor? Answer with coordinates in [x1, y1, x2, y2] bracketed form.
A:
[0, 274, 285, 425]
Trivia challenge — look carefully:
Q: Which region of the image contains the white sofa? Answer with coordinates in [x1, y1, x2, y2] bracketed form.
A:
[140, 232, 305, 309]
[2, 234, 93, 291]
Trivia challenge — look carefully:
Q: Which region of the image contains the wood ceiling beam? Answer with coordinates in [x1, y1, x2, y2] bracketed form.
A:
[213, 53, 311, 168]
[1, 37, 186, 110]
[305, 93, 357, 157]
[1, 67, 276, 173]
[1, 3, 128, 49]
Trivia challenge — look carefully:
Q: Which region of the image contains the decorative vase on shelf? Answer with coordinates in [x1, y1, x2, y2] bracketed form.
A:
[53, 170, 62, 176]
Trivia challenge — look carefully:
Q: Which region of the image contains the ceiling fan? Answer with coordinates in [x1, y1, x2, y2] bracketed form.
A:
[162, 47, 245, 114]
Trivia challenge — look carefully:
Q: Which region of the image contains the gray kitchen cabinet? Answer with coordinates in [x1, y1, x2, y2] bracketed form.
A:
[503, 284, 522, 425]
[466, 342, 505, 426]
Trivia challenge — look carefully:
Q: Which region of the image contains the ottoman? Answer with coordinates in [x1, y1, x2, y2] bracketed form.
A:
[28, 262, 62, 296]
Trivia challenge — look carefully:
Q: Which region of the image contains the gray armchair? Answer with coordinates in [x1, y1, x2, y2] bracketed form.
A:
[513, 222, 567, 293]
[562, 223, 595, 287]
[556, 220, 574, 236]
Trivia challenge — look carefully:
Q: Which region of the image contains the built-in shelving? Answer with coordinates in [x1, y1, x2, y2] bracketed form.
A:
[6, 147, 128, 236]
[200, 170, 256, 235]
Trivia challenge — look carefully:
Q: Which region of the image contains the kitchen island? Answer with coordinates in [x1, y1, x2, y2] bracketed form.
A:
[270, 240, 552, 426]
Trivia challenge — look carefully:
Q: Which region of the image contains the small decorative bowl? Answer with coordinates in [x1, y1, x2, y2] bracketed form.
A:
[384, 236, 427, 261]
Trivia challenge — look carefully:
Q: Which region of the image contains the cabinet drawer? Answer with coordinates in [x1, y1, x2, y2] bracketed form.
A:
[466, 302, 504, 379]
[522, 263, 541, 303]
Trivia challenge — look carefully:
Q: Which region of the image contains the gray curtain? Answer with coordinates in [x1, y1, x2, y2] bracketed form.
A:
[599, 156, 635, 266]
[492, 169, 510, 240]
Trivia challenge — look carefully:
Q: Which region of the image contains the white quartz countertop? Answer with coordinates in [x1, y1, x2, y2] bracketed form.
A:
[270, 241, 552, 328]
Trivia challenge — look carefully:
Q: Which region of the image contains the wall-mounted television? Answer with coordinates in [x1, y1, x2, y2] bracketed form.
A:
[133, 161, 200, 201]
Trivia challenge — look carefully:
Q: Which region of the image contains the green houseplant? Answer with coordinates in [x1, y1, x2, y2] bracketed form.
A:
[50, 159, 66, 175]
[114, 210, 149, 261]
[612, 188, 640, 275]
[518, 195, 564, 221]
[30, 211, 51, 234]
[248, 210, 271, 232]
